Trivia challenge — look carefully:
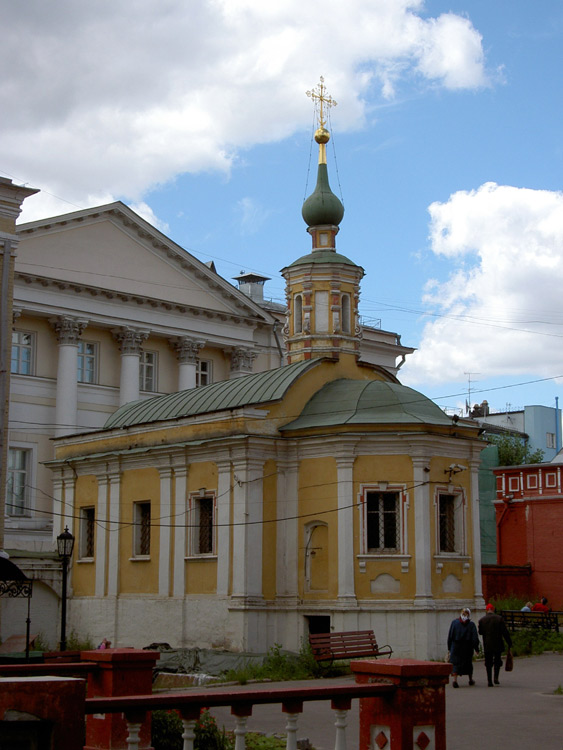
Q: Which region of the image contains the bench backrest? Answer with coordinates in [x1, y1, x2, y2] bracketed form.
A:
[309, 630, 381, 660]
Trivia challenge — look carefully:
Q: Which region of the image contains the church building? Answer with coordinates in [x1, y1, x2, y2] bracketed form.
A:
[48, 84, 485, 659]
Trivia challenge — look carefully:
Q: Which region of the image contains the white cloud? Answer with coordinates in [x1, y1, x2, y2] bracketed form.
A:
[402, 183, 563, 385]
[236, 197, 272, 235]
[0, 0, 489, 222]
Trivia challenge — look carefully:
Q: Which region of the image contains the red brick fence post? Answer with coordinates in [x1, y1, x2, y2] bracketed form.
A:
[352, 658, 451, 750]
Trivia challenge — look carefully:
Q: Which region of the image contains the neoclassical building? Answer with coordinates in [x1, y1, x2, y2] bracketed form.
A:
[47, 117, 485, 659]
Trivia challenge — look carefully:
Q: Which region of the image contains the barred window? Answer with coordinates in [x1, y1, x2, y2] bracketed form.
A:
[77, 341, 97, 383]
[294, 294, 303, 334]
[139, 351, 158, 392]
[79, 507, 95, 559]
[187, 495, 216, 556]
[438, 494, 456, 553]
[134, 502, 151, 557]
[11, 331, 34, 375]
[366, 491, 399, 552]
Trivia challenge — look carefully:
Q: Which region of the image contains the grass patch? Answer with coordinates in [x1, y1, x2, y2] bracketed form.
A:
[554, 685, 563, 695]
[220, 642, 349, 684]
[510, 629, 563, 657]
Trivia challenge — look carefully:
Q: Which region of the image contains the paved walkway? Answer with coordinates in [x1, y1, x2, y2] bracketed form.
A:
[209, 653, 563, 750]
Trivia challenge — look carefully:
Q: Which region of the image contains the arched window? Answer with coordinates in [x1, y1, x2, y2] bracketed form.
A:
[294, 294, 303, 334]
[341, 294, 351, 334]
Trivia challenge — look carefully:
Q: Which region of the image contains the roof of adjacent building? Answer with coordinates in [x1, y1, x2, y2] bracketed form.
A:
[280, 379, 453, 430]
[103, 359, 319, 429]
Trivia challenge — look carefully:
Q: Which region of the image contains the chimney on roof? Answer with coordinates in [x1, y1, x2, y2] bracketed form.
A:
[233, 271, 270, 303]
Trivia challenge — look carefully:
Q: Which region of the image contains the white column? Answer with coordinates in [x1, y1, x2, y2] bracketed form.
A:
[216, 459, 232, 596]
[413, 457, 433, 603]
[173, 465, 188, 597]
[113, 327, 149, 406]
[51, 473, 64, 540]
[158, 466, 173, 596]
[229, 348, 257, 380]
[231, 458, 264, 601]
[50, 316, 87, 437]
[276, 457, 299, 601]
[107, 466, 121, 597]
[95, 473, 108, 597]
[61, 468, 75, 538]
[173, 337, 205, 391]
[470, 457, 484, 602]
[336, 456, 356, 603]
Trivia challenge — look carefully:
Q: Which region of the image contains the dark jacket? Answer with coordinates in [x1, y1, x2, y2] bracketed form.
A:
[478, 612, 512, 653]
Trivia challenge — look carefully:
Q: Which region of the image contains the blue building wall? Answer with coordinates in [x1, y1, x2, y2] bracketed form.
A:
[523, 405, 561, 461]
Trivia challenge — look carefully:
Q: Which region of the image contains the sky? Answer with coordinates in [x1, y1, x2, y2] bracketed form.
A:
[2, 0, 563, 417]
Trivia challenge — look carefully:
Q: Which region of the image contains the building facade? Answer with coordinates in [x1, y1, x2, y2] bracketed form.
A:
[46, 122, 485, 659]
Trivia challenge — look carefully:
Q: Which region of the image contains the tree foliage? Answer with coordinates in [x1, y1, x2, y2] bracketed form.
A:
[487, 433, 544, 466]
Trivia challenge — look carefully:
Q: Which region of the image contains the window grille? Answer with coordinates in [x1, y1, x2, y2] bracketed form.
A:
[134, 502, 151, 556]
[80, 507, 95, 558]
[187, 495, 216, 556]
[198, 498, 213, 554]
[366, 492, 399, 552]
[439, 494, 456, 553]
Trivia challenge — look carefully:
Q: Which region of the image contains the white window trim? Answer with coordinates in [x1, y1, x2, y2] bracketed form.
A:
[434, 484, 467, 556]
[11, 330, 35, 376]
[77, 340, 99, 384]
[6, 442, 37, 518]
[357, 483, 409, 557]
[196, 359, 212, 388]
[139, 350, 158, 392]
[186, 492, 217, 558]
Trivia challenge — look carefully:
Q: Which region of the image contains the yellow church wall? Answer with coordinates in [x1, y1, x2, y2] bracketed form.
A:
[185, 461, 218, 595]
[428, 456, 475, 599]
[71, 474, 98, 596]
[262, 459, 277, 600]
[298, 457, 338, 600]
[353, 455, 417, 599]
[119, 468, 160, 594]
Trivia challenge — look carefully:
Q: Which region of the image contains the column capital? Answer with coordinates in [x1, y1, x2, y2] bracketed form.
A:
[50, 315, 88, 345]
[230, 347, 257, 375]
[112, 326, 149, 354]
[172, 336, 205, 364]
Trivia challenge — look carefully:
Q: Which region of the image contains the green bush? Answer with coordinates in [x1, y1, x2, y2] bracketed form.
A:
[488, 594, 528, 611]
[510, 629, 563, 657]
[66, 629, 94, 651]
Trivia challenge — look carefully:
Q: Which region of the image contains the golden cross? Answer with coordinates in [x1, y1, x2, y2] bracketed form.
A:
[306, 76, 337, 129]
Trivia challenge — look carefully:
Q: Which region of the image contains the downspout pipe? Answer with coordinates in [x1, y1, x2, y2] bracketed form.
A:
[556, 397, 561, 453]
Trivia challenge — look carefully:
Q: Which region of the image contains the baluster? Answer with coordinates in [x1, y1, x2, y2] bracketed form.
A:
[282, 699, 303, 750]
[125, 719, 142, 750]
[331, 698, 351, 750]
[181, 718, 196, 750]
[233, 714, 248, 750]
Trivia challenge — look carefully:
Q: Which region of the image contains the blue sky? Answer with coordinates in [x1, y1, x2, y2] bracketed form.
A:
[2, 0, 563, 416]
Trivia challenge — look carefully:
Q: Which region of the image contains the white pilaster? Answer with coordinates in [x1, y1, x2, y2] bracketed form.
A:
[95, 474, 108, 597]
[216, 459, 232, 596]
[51, 473, 64, 540]
[107, 466, 121, 597]
[113, 327, 149, 406]
[50, 316, 87, 437]
[276, 457, 299, 600]
[413, 457, 433, 602]
[336, 456, 356, 602]
[231, 457, 264, 601]
[158, 466, 173, 596]
[470, 457, 484, 602]
[172, 465, 188, 597]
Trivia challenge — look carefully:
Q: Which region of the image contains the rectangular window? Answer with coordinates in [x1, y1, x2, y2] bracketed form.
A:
[187, 495, 216, 556]
[139, 351, 158, 392]
[196, 360, 212, 387]
[546, 432, 556, 449]
[366, 491, 399, 552]
[79, 507, 95, 559]
[438, 494, 456, 553]
[77, 341, 97, 383]
[6, 448, 31, 516]
[315, 291, 329, 332]
[133, 501, 151, 557]
[11, 331, 34, 375]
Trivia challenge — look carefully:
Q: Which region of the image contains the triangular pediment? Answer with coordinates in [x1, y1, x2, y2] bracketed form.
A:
[16, 202, 271, 321]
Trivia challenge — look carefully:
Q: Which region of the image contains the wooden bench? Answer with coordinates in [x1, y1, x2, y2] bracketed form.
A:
[500, 610, 560, 632]
[309, 630, 393, 665]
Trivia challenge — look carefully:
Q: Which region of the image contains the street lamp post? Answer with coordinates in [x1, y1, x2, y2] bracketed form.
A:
[57, 526, 75, 651]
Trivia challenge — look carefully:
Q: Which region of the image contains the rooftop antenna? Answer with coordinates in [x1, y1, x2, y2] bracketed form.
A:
[464, 372, 480, 415]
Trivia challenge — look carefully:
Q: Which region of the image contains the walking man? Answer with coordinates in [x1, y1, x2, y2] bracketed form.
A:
[478, 603, 512, 686]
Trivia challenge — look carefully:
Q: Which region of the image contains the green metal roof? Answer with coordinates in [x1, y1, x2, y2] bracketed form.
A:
[103, 359, 320, 429]
[280, 379, 453, 431]
[287, 249, 359, 268]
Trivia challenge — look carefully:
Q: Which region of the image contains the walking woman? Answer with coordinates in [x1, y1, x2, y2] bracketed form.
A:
[447, 607, 480, 688]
